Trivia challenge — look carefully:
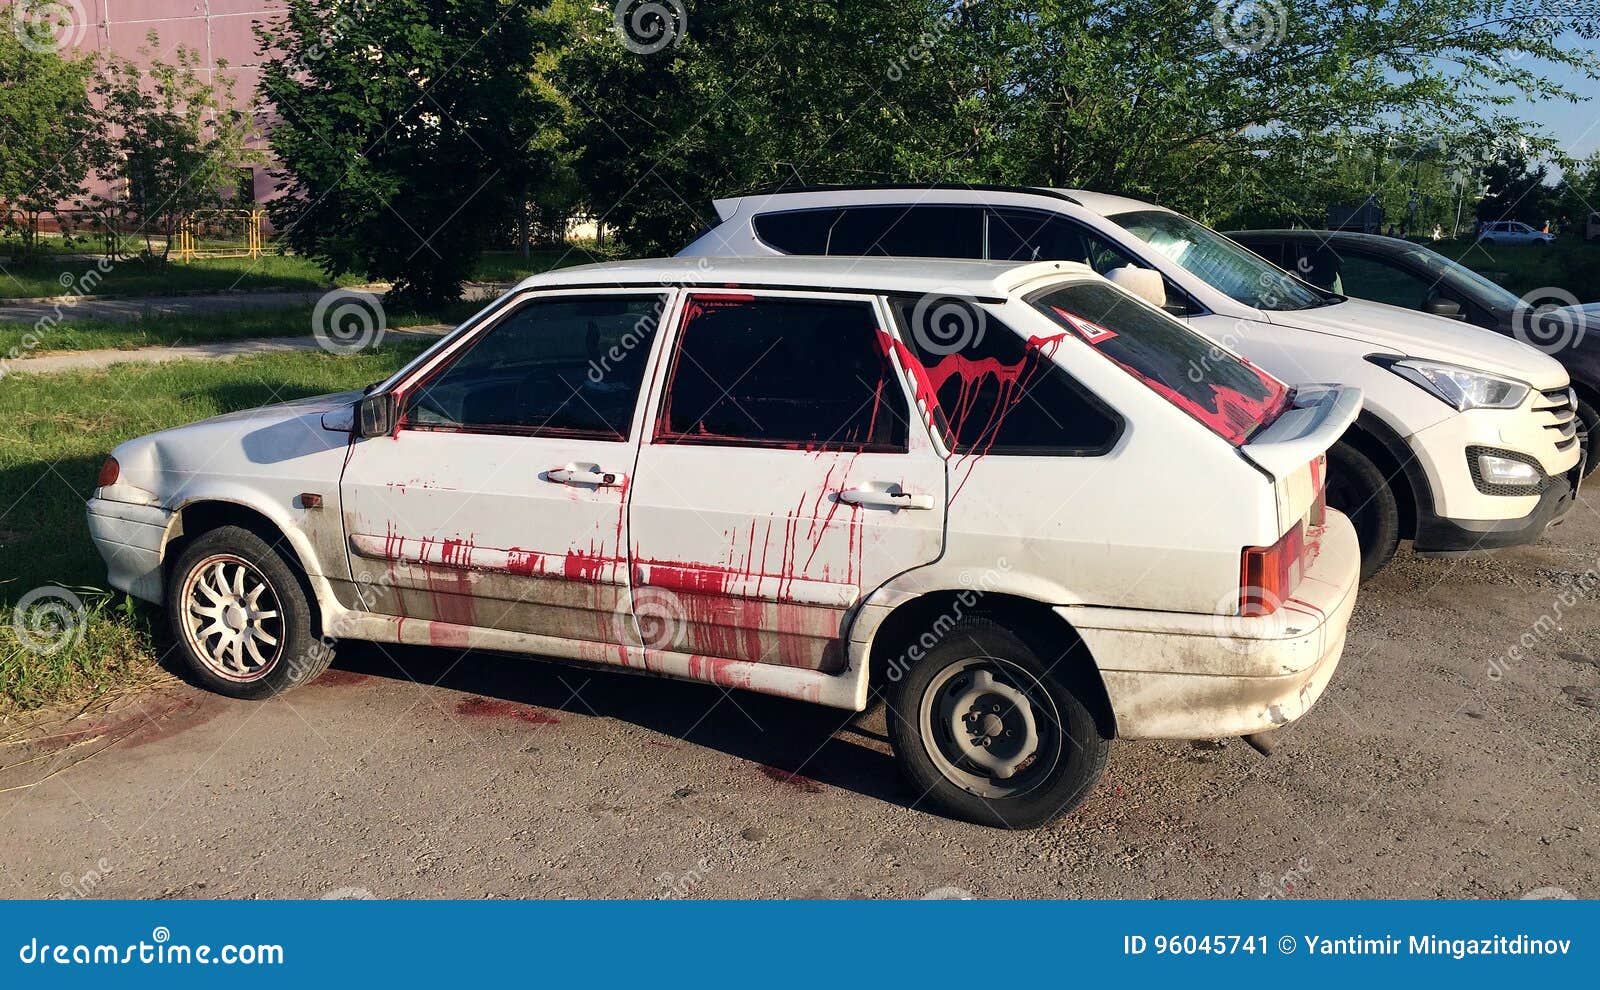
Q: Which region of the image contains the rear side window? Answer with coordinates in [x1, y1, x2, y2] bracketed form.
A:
[827, 206, 984, 258]
[1029, 281, 1289, 445]
[657, 295, 909, 452]
[890, 296, 1121, 455]
[753, 209, 839, 254]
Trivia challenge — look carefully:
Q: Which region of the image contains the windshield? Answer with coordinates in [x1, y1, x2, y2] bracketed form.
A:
[1399, 245, 1521, 314]
[1110, 209, 1328, 311]
[1029, 280, 1290, 445]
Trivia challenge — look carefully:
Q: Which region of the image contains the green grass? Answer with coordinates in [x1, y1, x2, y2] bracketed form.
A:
[0, 343, 426, 712]
[0, 253, 364, 300]
[0, 244, 621, 301]
[2, 301, 482, 356]
[1446, 238, 1600, 300]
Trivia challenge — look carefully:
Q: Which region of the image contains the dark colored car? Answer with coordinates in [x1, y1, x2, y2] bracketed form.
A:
[1230, 229, 1599, 474]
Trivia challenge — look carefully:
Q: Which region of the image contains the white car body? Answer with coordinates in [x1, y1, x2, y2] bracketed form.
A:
[89, 257, 1359, 747]
[1477, 221, 1555, 246]
[683, 187, 1582, 557]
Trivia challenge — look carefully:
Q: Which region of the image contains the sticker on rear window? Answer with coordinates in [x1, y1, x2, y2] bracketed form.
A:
[1052, 308, 1119, 345]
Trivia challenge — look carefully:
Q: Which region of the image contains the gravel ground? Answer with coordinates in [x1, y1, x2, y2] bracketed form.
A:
[2, 502, 1596, 901]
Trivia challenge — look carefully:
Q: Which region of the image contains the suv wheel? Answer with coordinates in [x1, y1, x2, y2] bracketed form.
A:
[1325, 441, 1401, 581]
[885, 617, 1109, 828]
[166, 525, 332, 699]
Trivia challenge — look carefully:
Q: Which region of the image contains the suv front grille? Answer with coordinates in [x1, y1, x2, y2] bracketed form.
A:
[1536, 388, 1580, 451]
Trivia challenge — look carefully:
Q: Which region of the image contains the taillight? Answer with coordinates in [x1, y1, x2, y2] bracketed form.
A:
[96, 456, 120, 488]
[1240, 521, 1305, 617]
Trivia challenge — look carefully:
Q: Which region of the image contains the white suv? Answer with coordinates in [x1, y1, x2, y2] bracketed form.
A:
[88, 257, 1359, 827]
[684, 186, 1584, 578]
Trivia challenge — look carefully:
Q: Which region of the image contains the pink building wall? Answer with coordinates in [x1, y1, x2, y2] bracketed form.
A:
[58, 1, 288, 202]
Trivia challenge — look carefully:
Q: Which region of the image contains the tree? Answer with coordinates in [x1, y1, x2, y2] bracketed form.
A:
[556, 0, 1600, 245]
[96, 36, 259, 259]
[0, 31, 106, 257]
[259, 0, 566, 307]
[1475, 145, 1553, 225]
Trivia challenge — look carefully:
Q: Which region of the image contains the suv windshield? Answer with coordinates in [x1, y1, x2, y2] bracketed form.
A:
[1029, 280, 1289, 445]
[1400, 245, 1521, 314]
[1111, 209, 1329, 311]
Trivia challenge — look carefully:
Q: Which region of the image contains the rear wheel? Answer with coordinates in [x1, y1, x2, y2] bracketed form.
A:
[166, 526, 331, 699]
[885, 617, 1109, 828]
[1325, 441, 1401, 581]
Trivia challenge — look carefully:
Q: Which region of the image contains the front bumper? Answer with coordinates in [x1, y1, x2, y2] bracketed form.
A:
[1057, 511, 1361, 740]
[1414, 471, 1578, 553]
[86, 497, 172, 603]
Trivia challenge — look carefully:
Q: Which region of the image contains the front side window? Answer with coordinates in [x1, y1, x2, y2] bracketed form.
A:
[656, 295, 909, 452]
[403, 294, 666, 439]
[890, 295, 1121, 455]
[1029, 281, 1289, 445]
[1111, 209, 1328, 311]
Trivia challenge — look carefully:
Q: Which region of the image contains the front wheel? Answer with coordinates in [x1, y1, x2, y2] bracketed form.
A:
[1325, 441, 1402, 581]
[885, 618, 1109, 828]
[166, 525, 332, 699]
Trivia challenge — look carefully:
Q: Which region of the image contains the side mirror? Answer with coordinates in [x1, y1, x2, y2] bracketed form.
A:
[1424, 296, 1464, 320]
[1105, 265, 1167, 309]
[357, 392, 397, 438]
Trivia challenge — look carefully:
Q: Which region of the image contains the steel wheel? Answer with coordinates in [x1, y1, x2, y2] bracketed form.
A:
[918, 656, 1062, 800]
[179, 554, 285, 683]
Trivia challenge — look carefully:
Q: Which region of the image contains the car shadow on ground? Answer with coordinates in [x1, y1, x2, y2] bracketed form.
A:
[316, 640, 913, 810]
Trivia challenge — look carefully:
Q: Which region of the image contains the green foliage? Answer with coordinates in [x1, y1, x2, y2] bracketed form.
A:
[259, 0, 566, 307]
[0, 32, 106, 257]
[95, 36, 260, 259]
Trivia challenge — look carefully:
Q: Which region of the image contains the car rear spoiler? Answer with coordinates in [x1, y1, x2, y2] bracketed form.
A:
[1241, 385, 1363, 479]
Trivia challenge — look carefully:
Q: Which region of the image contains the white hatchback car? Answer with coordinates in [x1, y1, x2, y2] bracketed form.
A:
[684, 186, 1583, 580]
[88, 257, 1360, 827]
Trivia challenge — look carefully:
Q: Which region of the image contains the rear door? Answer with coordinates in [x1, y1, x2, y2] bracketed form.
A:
[625, 290, 945, 671]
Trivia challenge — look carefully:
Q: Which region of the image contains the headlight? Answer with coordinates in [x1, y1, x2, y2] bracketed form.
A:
[1375, 358, 1531, 411]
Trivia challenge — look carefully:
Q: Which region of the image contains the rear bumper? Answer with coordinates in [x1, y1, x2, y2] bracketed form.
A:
[86, 497, 171, 603]
[1058, 511, 1360, 739]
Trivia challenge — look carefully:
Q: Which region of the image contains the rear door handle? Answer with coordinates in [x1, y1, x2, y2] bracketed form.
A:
[837, 488, 936, 510]
[547, 466, 627, 487]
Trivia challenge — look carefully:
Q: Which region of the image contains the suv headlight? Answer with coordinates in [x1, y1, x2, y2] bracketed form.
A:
[1372, 357, 1531, 411]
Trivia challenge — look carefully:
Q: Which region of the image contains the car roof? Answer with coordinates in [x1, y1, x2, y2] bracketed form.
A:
[709, 184, 1172, 222]
[515, 255, 1101, 301]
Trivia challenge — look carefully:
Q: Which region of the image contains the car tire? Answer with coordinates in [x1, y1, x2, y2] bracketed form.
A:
[1325, 441, 1401, 581]
[165, 525, 332, 700]
[1576, 396, 1599, 480]
[884, 616, 1110, 829]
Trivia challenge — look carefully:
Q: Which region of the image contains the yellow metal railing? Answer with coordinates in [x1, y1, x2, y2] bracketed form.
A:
[173, 209, 267, 262]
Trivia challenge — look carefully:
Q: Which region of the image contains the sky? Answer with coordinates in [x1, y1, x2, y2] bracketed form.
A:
[1505, 34, 1600, 176]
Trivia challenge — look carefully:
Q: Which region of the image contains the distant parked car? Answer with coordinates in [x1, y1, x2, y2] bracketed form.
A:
[88, 255, 1362, 828]
[1229, 229, 1599, 477]
[1477, 221, 1554, 246]
[1587, 212, 1600, 242]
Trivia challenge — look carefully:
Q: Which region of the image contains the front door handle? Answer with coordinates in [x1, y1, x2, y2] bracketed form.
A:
[547, 466, 627, 487]
[837, 487, 936, 510]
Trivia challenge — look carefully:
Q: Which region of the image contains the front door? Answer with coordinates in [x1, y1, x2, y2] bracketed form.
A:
[626, 291, 946, 671]
[338, 290, 670, 650]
